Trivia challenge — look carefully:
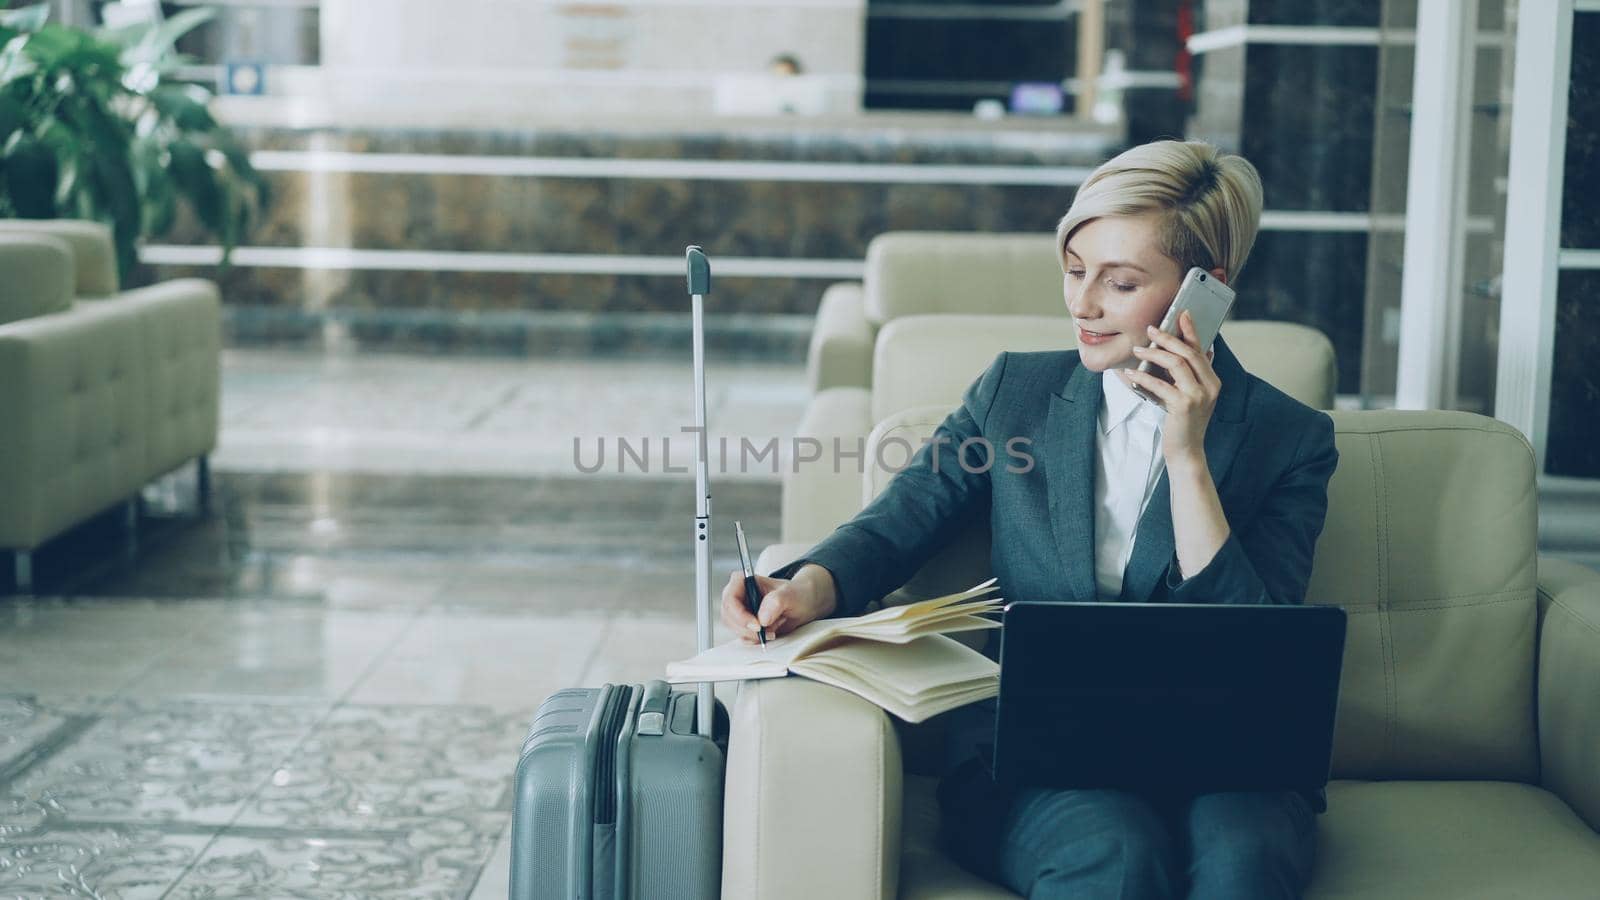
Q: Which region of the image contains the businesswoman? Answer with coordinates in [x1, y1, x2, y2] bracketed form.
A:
[721, 139, 1339, 900]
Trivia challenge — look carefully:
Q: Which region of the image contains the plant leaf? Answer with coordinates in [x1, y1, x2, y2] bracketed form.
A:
[25, 25, 122, 75]
[150, 82, 215, 131]
[0, 93, 24, 144]
[168, 137, 223, 232]
[120, 7, 214, 68]
[91, 148, 142, 277]
[4, 133, 58, 216]
[0, 4, 49, 34]
[0, 34, 40, 85]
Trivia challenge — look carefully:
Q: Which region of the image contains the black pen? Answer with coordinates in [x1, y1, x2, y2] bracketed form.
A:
[733, 521, 768, 649]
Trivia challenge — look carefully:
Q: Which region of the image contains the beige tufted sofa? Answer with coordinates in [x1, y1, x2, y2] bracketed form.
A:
[736, 358, 1600, 898]
[0, 220, 221, 595]
[786, 230, 1338, 548]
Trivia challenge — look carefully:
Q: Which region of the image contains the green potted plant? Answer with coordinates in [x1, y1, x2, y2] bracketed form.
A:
[0, 2, 268, 280]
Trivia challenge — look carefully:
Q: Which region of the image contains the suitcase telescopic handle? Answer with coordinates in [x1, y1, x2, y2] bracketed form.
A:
[687, 245, 716, 738]
[686, 246, 711, 295]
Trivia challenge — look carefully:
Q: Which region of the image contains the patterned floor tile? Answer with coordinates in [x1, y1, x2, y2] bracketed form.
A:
[6, 698, 326, 826]
[164, 813, 506, 899]
[0, 819, 211, 900]
[0, 697, 71, 777]
[236, 704, 526, 832]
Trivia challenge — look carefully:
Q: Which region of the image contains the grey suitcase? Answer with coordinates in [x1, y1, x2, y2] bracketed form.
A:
[510, 680, 727, 899]
[510, 247, 729, 898]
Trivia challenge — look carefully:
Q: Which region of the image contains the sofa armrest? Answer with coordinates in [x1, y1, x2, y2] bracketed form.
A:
[781, 387, 872, 544]
[722, 678, 902, 900]
[116, 279, 222, 475]
[1536, 555, 1600, 831]
[805, 283, 874, 394]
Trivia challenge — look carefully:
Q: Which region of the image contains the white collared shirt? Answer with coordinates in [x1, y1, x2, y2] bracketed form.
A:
[1093, 370, 1168, 600]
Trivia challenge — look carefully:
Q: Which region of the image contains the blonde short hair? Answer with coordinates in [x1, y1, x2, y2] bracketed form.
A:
[1056, 140, 1264, 284]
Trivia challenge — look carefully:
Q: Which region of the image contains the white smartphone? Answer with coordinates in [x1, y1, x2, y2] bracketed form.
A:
[1130, 267, 1236, 406]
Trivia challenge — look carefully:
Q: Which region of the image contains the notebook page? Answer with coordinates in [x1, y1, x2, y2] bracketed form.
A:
[789, 634, 997, 699]
[664, 617, 846, 683]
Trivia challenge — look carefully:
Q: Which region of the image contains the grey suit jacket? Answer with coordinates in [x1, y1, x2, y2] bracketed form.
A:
[771, 335, 1340, 811]
[774, 334, 1338, 618]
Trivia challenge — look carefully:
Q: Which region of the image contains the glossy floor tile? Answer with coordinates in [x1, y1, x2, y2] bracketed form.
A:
[2, 427, 780, 895]
[217, 349, 810, 478]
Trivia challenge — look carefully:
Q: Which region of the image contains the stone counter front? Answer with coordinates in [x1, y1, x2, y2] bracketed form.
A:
[140, 117, 1121, 356]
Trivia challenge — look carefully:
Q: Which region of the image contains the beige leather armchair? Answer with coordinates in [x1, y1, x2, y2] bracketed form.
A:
[732, 407, 1600, 898]
[0, 221, 221, 595]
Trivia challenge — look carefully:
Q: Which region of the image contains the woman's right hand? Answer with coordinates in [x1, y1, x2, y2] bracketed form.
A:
[720, 564, 838, 643]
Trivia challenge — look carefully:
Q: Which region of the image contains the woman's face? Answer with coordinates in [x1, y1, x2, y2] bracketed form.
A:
[1062, 214, 1192, 373]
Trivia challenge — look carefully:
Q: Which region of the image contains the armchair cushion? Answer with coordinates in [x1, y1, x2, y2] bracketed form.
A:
[864, 406, 994, 612]
[1304, 780, 1600, 898]
[1221, 321, 1338, 409]
[865, 232, 1063, 325]
[870, 316, 1074, 424]
[1311, 412, 1539, 782]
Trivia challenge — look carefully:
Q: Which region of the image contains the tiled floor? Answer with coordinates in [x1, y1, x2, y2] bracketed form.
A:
[1, 350, 799, 898]
[217, 349, 810, 477]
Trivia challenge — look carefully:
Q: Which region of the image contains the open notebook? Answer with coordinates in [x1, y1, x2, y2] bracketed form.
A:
[665, 579, 1003, 723]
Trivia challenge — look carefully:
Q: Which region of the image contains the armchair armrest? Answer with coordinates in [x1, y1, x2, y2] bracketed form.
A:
[781, 386, 872, 544]
[805, 282, 874, 394]
[722, 678, 902, 900]
[1536, 555, 1600, 831]
[754, 543, 811, 576]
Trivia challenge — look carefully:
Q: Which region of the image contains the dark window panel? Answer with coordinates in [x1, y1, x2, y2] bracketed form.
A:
[1561, 11, 1600, 250]
[1245, 0, 1382, 28]
[1546, 270, 1600, 478]
[1239, 44, 1378, 213]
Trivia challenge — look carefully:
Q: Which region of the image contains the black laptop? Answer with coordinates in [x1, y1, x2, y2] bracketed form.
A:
[992, 602, 1347, 795]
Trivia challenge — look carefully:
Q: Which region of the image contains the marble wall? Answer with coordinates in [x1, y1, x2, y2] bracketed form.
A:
[138, 120, 1116, 357]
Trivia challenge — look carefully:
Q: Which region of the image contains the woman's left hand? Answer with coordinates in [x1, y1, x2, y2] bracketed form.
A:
[1118, 309, 1220, 463]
